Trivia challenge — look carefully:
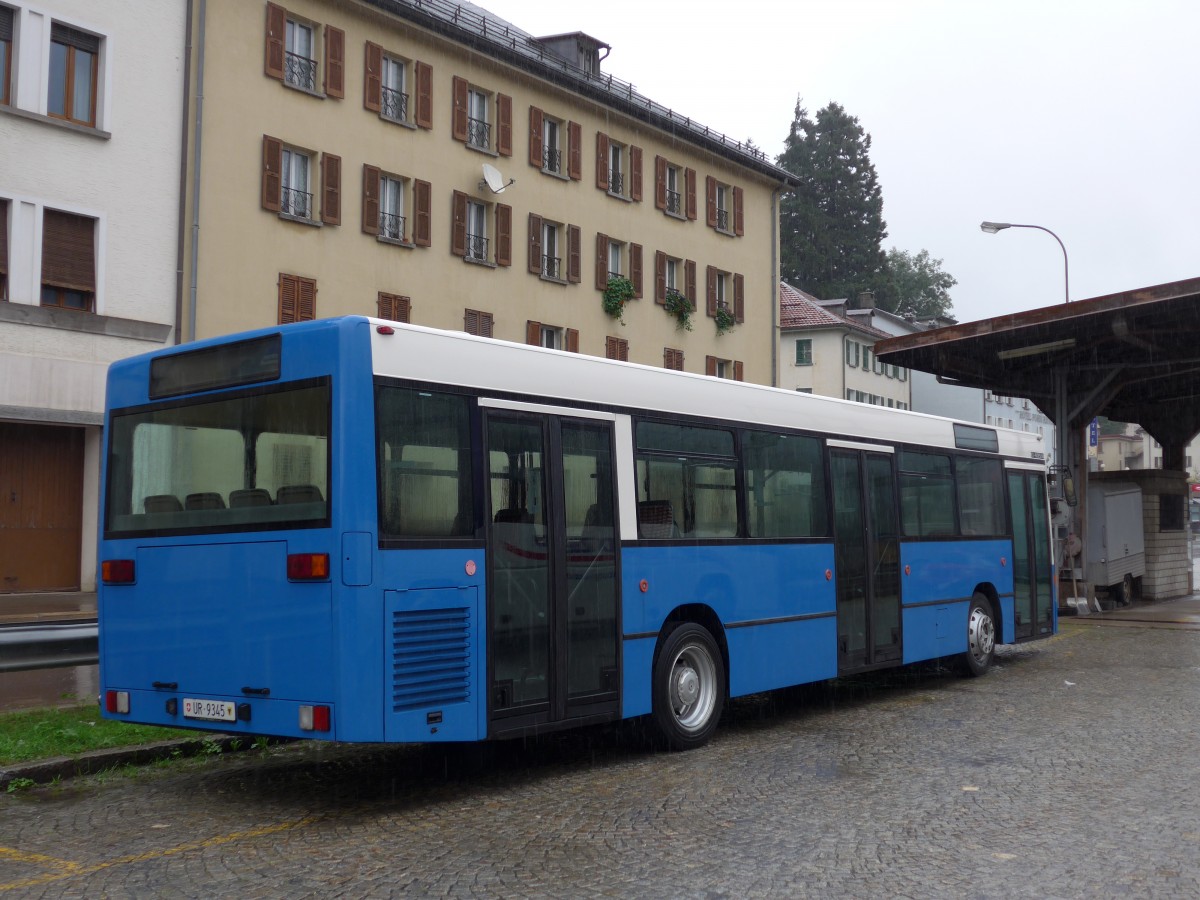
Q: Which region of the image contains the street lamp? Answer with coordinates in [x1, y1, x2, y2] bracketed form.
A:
[980, 221, 1069, 303]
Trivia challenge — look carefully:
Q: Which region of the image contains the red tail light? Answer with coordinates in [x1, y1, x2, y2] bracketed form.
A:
[287, 552, 329, 580]
[105, 690, 130, 714]
[102, 559, 136, 584]
[299, 705, 331, 731]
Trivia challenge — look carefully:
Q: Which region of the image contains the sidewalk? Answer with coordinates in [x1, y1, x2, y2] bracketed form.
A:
[0, 591, 97, 626]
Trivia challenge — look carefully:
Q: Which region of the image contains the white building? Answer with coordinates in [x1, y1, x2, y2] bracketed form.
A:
[1, 1, 183, 595]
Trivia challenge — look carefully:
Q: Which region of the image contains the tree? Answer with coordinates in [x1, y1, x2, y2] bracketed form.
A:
[879, 248, 957, 319]
[777, 100, 887, 302]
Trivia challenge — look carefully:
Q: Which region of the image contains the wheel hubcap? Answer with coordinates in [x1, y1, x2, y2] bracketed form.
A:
[968, 607, 995, 662]
[669, 643, 717, 732]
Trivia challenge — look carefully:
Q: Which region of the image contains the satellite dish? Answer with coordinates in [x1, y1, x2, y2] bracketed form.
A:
[479, 163, 514, 194]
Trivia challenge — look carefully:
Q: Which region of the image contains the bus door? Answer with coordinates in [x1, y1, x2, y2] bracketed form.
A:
[485, 411, 620, 732]
[830, 447, 902, 671]
[1006, 468, 1054, 639]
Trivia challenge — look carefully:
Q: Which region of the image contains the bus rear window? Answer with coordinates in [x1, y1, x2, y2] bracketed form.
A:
[105, 381, 330, 536]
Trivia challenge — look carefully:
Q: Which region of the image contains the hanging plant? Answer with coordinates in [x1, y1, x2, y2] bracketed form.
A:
[664, 288, 694, 332]
[714, 303, 737, 335]
[602, 276, 635, 325]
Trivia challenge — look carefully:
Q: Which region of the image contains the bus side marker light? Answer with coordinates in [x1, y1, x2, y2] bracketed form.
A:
[376, 325, 395, 335]
[102, 559, 136, 584]
[905, 565, 911, 576]
[639, 580, 649, 593]
[825, 570, 832, 581]
[105, 690, 130, 714]
[299, 705, 331, 732]
[466, 560, 477, 576]
[287, 553, 330, 580]
[1001, 557, 1008, 567]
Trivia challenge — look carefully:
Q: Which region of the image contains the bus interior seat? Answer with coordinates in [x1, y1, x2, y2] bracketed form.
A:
[185, 492, 226, 510]
[230, 488, 273, 507]
[638, 500, 678, 539]
[144, 494, 183, 513]
[494, 508, 533, 524]
[277, 484, 324, 504]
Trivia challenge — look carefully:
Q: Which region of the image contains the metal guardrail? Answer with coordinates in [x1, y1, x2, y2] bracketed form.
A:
[0, 622, 99, 673]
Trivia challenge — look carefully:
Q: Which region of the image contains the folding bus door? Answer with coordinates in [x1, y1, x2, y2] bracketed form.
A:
[1007, 468, 1055, 639]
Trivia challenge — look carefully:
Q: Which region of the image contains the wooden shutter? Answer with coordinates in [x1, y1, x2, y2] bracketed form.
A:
[734, 273, 745, 323]
[568, 122, 582, 180]
[706, 356, 718, 377]
[567, 225, 581, 283]
[630, 243, 643, 298]
[630, 146, 643, 201]
[606, 336, 628, 361]
[528, 106, 543, 168]
[733, 186, 744, 236]
[377, 292, 411, 323]
[451, 191, 467, 257]
[566, 328, 579, 353]
[495, 203, 512, 266]
[496, 94, 513, 156]
[685, 168, 697, 220]
[361, 164, 380, 234]
[664, 348, 683, 371]
[685, 260, 696, 306]
[526, 320, 541, 345]
[324, 26, 345, 98]
[261, 135, 282, 212]
[364, 41, 382, 111]
[41, 210, 95, 292]
[278, 273, 315, 323]
[320, 153, 341, 225]
[706, 266, 718, 317]
[0, 200, 9, 276]
[654, 156, 667, 210]
[464, 308, 493, 337]
[413, 179, 431, 247]
[264, 2, 285, 80]
[527, 213, 543, 274]
[595, 132, 609, 190]
[414, 61, 433, 129]
[706, 176, 718, 228]
[733, 361, 744, 381]
[279, 273, 296, 323]
[595, 233, 609, 290]
[655, 251, 666, 304]
[451, 75, 468, 142]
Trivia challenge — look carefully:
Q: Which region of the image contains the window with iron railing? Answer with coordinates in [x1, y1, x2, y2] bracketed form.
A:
[285, 51, 317, 90]
[381, 85, 408, 122]
[542, 254, 561, 280]
[666, 190, 682, 216]
[543, 147, 562, 173]
[281, 187, 312, 219]
[609, 172, 624, 195]
[380, 212, 405, 241]
[716, 208, 729, 231]
[467, 117, 491, 150]
[466, 233, 489, 261]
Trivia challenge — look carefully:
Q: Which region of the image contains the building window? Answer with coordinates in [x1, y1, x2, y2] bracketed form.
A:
[452, 77, 512, 156]
[527, 214, 580, 283]
[846, 340, 859, 368]
[380, 55, 407, 122]
[664, 348, 684, 371]
[467, 200, 488, 261]
[467, 88, 489, 149]
[706, 176, 744, 236]
[706, 356, 744, 381]
[541, 220, 561, 280]
[526, 321, 578, 352]
[656, 156, 695, 219]
[655, 252, 695, 305]
[364, 43, 430, 128]
[464, 308, 493, 337]
[596, 234, 642, 297]
[596, 133, 642, 200]
[362, 165, 430, 247]
[262, 136, 340, 225]
[278, 272, 316, 323]
[706, 266, 744, 323]
[379, 175, 406, 241]
[606, 336, 629, 361]
[863, 347, 873, 371]
[265, 4, 344, 98]
[284, 17, 315, 90]
[48, 23, 100, 126]
[280, 147, 312, 218]
[795, 339, 813, 366]
[452, 192, 511, 266]
[40, 209, 96, 312]
[377, 292, 411, 323]
[1, 6, 12, 107]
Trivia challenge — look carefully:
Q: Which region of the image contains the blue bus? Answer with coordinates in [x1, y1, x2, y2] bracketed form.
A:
[98, 317, 1055, 750]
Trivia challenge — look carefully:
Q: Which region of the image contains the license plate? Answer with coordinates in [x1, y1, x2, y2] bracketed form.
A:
[182, 698, 236, 723]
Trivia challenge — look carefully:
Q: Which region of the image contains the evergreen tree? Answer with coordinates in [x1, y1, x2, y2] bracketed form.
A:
[879, 247, 957, 319]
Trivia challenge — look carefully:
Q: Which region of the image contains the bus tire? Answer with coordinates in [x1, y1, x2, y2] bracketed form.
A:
[652, 622, 725, 751]
[961, 594, 996, 677]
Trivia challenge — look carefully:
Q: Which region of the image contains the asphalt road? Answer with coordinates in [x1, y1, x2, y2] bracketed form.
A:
[2, 620, 1198, 898]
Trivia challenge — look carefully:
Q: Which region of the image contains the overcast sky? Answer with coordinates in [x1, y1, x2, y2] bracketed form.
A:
[485, 0, 1198, 323]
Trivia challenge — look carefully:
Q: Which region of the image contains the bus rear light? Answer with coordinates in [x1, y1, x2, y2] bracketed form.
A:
[102, 559, 136, 584]
[299, 705, 331, 732]
[287, 553, 329, 580]
[105, 690, 130, 714]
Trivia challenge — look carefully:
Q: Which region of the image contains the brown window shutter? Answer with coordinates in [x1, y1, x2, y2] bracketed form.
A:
[685, 260, 696, 306]
[495, 203, 512, 266]
[279, 273, 297, 323]
[324, 26, 345, 98]
[734, 273, 745, 322]
[655, 251, 666, 304]
[481, 311, 494, 337]
[705, 176, 717, 228]
[414, 179, 432, 247]
[606, 336, 629, 361]
[595, 233, 609, 290]
[321, 153, 341, 225]
[0, 199, 8, 275]
[264, 3, 285, 80]
[527, 213, 543, 274]
[451, 191, 468, 257]
[567, 225, 581, 283]
[528, 106, 544, 168]
[261, 135, 282, 212]
[568, 122, 582, 180]
[706, 355, 718, 377]
[630, 146, 643, 201]
[364, 41, 382, 112]
[377, 292, 411, 323]
[566, 328, 579, 353]
[451, 76, 468, 142]
[706, 266, 718, 317]
[496, 94, 513, 157]
[361, 164, 380, 234]
[414, 61, 433, 129]
[630, 243, 643, 298]
[526, 320, 541, 345]
[654, 156, 667, 210]
[41, 209, 95, 291]
[733, 186, 744, 236]
[685, 168, 697, 220]
[734, 360, 744, 382]
[595, 132, 609, 190]
[464, 308, 479, 335]
[664, 348, 683, 371]
[298, 276, 316, 321]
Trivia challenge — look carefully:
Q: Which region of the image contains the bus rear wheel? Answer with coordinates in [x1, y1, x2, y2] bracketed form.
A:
[961, 594, 995, 677]
[652, 623, 725, 751]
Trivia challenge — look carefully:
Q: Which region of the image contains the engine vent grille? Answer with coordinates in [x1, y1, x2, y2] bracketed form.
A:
[391, 607, 471, 712]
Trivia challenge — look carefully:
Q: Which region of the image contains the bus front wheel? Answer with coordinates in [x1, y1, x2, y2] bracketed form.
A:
[651, 623, 725, 751]
[962, 594, 996, 677]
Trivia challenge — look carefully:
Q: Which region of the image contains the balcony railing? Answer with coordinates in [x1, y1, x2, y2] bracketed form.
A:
[608, 269, 622, 282]
[381, 86, 409, 122]
[543, 147, 562, 173]
[467, 117, 491, 150]
[281, 187, 312, 219]
[542, 255, 562, 279]
[716, 208, 730, 231]
[466, 233, 489, 261]
[666, 189, 682, 216]
[608, 172, 623, 195]
[380, 211, 406, 241]
[284, 52, 317, 91]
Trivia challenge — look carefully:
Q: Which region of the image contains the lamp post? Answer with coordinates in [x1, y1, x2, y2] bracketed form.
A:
[980, 221, 1069, 303]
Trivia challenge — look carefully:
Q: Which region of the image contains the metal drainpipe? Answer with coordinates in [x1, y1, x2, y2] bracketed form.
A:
[172, 0, 195, 346]
[770, 185, 783, 387]
[187, 0, 207, 344]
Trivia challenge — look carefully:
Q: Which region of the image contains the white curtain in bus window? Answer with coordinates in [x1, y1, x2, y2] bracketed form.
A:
[898, 450, 956, 537]
[742, 430, 829, 538]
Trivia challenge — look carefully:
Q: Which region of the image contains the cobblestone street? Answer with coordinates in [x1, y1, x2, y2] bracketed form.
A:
[2, 619, 1199, 898]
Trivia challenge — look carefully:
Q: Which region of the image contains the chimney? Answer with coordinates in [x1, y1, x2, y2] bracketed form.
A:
[855, 291, 875, 310]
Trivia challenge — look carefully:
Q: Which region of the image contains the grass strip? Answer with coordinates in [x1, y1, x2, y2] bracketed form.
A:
[0, 704, 202, 766]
